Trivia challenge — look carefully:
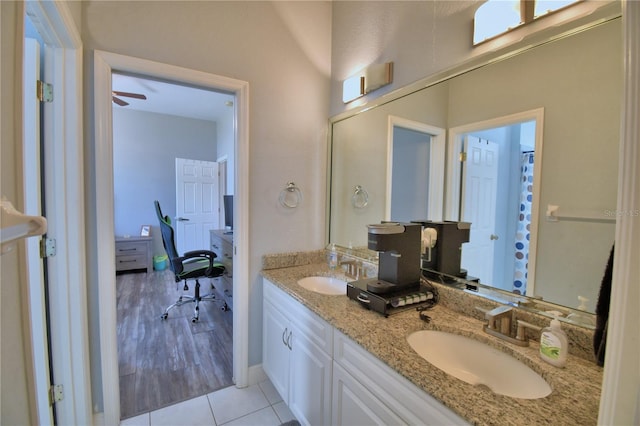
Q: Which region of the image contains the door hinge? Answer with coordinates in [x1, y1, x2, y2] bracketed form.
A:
[459, 151, 467, 162]
[49, 384, 63, 405]
[40, 238, 56, 258]
[37, 80, 53, 102]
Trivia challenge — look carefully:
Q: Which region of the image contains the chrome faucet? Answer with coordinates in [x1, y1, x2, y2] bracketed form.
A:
[476, 306, 541, 347]
[339, 258, 364, 280]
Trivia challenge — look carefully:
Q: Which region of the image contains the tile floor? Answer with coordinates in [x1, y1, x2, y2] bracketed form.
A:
[120, 379, 296, 426]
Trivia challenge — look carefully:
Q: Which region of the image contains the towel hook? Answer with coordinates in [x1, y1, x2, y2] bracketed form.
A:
[279, 182, 302, 208]
[352, 185, 369, 209]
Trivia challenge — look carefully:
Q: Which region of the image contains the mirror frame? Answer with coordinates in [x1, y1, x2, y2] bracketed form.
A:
[326, 14, 623, 328]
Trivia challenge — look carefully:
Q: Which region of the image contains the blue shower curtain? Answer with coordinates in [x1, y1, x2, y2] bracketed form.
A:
[513, 152, 534, 294]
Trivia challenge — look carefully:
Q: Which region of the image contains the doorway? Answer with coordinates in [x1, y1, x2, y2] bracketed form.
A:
[447, 109, 543, 295]
[386, 116, 446, 222]
[111, 74, 235, 417]
[94, 51, 249, 425]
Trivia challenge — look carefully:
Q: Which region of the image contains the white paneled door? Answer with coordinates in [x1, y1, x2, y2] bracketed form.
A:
[175, 158, 219, 254]
[23, 37, 55, 426]
[460, 135, 499, 283]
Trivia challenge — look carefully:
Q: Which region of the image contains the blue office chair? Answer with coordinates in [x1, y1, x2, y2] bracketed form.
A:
[154, 200, 228, 322]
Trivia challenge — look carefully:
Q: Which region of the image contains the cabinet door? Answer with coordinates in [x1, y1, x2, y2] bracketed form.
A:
[332, 362, 405, 426]
[262, 298, 290, 402]
[289, 327, 332, 426]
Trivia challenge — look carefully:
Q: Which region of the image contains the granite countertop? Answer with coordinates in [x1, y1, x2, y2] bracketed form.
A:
[261, 262, 603, 426]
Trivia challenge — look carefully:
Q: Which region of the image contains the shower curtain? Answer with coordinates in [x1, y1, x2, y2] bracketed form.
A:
[513, 152, 534, 295]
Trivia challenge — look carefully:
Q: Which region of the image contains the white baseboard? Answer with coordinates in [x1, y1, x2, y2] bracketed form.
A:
[246, 364, 267, 386]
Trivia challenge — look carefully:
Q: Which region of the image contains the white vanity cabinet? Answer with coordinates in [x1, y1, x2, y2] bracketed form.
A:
[332, 362, 406, 425]
[263, 279, 333, 426]
[332, 330, 468, 426]
[263, 277, 467, 426]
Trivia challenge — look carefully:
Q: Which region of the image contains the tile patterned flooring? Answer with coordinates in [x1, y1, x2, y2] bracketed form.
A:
[120, 379, 296, 426]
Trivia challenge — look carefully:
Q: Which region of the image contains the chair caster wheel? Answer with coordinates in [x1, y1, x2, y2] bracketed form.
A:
[191, 317, 198, 323]
[221, 303, 229, 311]
[161, 313, 168, 320]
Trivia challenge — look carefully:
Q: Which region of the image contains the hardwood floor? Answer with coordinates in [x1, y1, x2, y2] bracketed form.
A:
[117, 269, 233, 420]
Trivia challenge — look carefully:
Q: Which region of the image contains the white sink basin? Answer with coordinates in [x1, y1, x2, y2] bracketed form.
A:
[407, 330, 551, 399]
[297, 276, 347, 295]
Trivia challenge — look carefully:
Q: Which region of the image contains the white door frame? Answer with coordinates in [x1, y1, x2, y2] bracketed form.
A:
[93, 50, 250, 424]
[23, 36, 51, 425]
[446, 108, 544, 295]
[386, 116, 445, 222]
[22, 1, 91, 425]
[599, 2, 640, 423]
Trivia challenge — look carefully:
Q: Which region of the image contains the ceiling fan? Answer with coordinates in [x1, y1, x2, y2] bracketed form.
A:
[112, 90, 147, 106]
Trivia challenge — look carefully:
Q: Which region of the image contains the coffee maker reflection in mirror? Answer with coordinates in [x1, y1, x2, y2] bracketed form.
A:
[415, 220, 471, 279]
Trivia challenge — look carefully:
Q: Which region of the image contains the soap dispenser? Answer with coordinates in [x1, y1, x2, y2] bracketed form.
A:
[539, 316, 568, 367]
[327, 243, 338, 270]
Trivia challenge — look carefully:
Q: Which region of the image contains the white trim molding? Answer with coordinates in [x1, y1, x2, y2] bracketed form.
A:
[24, 1, 90, 425]
[93, 50, 250, 425]
[446, 108, 544, 297]
[598, 1, 640, 424]
[386, 116, 445, 222]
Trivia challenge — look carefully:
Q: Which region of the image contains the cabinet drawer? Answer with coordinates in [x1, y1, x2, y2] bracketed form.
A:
[211, 240, 233, 271]
[115, 242, 148, 256]
[116, 254, 147, 271]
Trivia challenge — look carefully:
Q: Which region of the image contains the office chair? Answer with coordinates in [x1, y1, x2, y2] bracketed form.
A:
[154, 200, 228, 323]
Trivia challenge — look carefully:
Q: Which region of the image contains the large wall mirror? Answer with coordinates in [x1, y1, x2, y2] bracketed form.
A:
[328, 17, 621, 323]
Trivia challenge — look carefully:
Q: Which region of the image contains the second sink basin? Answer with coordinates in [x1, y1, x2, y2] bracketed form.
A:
[297, 276, 347, 295]
[407, 330, 551, 399]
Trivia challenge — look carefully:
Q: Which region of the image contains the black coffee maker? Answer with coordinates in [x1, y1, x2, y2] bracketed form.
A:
[413, 221, 471, 278]
[365, 222, 422, 294]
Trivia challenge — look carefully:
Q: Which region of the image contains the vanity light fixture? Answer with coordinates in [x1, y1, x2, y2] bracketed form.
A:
[364, 62, 393, 94]
[342, 62, 394, 103]
[342, 74, 365, 103]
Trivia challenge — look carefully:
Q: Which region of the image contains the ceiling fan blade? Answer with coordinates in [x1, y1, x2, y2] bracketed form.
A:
[112, 96, 129, 106]
[112, 91, 147, 100]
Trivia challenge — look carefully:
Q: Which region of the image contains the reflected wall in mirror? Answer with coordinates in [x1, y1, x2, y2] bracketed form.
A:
[328, 18, 622, 318]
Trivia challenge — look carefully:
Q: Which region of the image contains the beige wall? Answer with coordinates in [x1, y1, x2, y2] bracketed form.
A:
[80, 0, 332, 410]
[330, 1, 620, 116]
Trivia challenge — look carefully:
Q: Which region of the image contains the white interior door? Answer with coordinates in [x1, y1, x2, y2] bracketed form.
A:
[460, 135, 500, 283]
[175, 158, 219, 254]
[23, 37, 55, 425]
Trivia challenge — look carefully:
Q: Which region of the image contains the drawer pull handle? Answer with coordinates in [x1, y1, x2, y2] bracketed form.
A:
[356, 293, 371, 304]
[119, 260, 137, 263]
[120, 248, 138, 252]
[282, 327, 289, 346]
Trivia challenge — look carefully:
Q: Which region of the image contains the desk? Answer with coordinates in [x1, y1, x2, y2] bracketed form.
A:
[115, 236, 153, 273]
[210, 229, 233, 308]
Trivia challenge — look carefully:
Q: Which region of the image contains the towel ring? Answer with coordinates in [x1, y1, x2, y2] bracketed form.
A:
[279, 182, 302, 208]
[352, 185, 369, 209]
